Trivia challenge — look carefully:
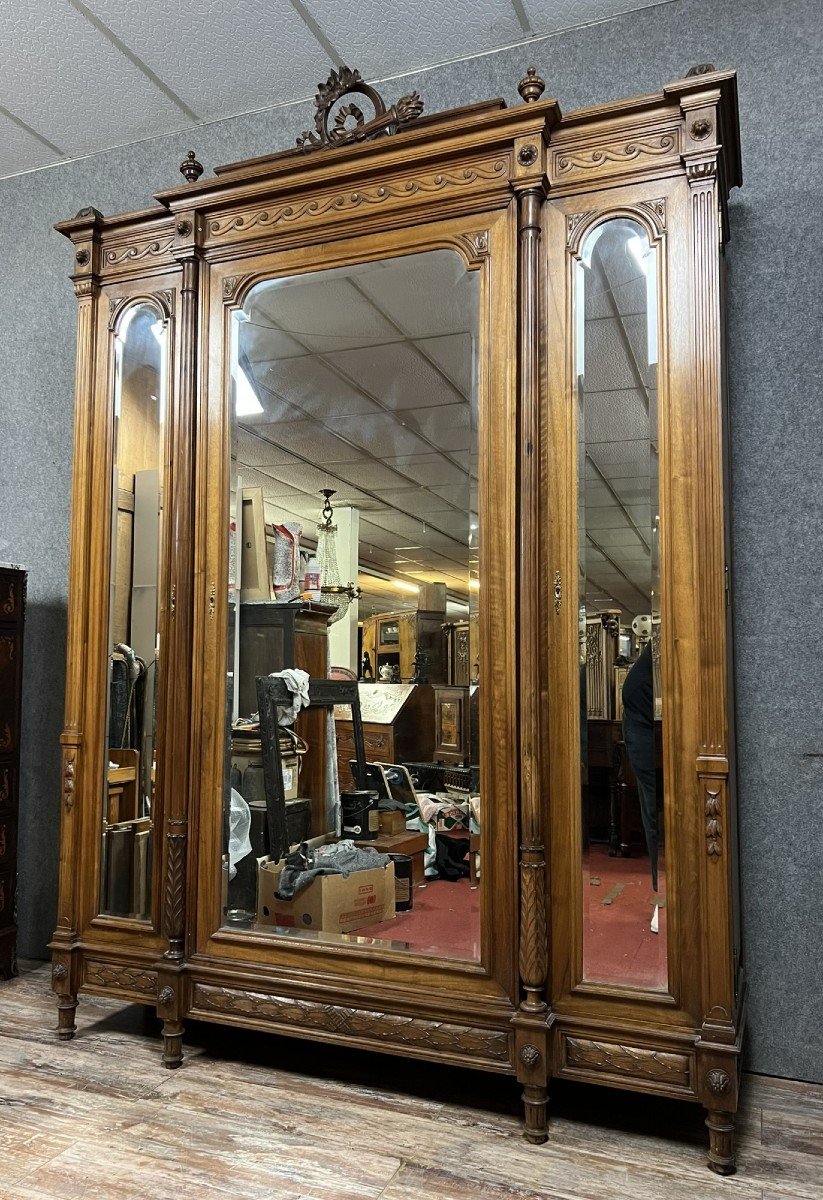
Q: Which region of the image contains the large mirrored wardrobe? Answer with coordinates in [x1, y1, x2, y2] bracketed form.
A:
[52, 65, 744, 1172]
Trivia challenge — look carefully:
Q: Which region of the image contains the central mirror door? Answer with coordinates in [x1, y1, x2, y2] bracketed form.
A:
[219, 247, 482, 962]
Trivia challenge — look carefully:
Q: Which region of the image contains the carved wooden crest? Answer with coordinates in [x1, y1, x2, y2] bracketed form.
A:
[297, 66, 423, 152]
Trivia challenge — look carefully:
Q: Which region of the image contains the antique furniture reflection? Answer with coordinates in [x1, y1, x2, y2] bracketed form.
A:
[334, 683, 435, 789]
[0, 565, 25, 979]
[361, 606, 447, 684]
[52, 62, 743, 1172]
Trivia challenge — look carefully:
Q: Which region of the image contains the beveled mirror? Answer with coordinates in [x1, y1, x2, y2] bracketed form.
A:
[220, 247, 482, 962]
[99, 299, 168, 919]
[575, 217, 666, 990]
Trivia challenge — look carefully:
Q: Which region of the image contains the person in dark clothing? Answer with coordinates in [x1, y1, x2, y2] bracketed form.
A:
[622, 641, 658, 892]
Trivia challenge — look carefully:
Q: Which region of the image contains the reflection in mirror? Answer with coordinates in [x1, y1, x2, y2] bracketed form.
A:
[221, 248, 481, 962]
[576, 218, 666, 989]
[100, 302, 167, 918]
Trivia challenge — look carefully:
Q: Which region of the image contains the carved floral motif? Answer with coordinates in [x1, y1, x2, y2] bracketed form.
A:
[1, 583, 13, 615]
[63, 749, 77, 812]
[192, 984, 510, 1061]
[705, 789, 723, 856]
[0, 768, 9, 804]
[85, 961, 157, 995]
[566, 1038, 691, 1087]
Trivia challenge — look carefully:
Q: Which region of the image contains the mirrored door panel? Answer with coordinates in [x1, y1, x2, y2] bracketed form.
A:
[99, 300, 168, 919]
[575, 218, 666, 990]
[220, 248, 482, 962]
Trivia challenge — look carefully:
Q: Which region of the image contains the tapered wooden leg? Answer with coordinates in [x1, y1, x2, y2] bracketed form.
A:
[706, 1108, 736, 1175]
[522, 1082, 548, 1144]
[56, 993, 78, 1041]
[162, 1019, 184, 1069]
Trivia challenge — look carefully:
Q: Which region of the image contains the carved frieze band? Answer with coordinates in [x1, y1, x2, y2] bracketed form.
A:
[103, 236, 175, 267]
[565, 1037, 692, 1089]
[555, 132, 677, 178]
[209, 159, 509, 241]
[84, 960, 157, 996]
[191, 984, 511, 1062]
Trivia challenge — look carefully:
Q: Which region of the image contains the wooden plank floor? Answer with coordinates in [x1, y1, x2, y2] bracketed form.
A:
[1, 963, 819, 1199]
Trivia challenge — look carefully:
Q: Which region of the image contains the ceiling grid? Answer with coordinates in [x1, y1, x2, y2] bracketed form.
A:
[1, 0, 671, 179]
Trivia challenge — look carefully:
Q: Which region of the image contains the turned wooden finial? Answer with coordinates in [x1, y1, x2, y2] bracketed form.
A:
[179, 150, 204, 183]
[518, 66, 545, 103]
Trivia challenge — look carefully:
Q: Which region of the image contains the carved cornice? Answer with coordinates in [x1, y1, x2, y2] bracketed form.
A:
[192, 984, 510, 1062]
[84, 961, 157, 996]
[104, 237, 175, 266]
[556, 132, 676, 177]
[209, 159, 509, 241]
[566, 1038, 691, 1088]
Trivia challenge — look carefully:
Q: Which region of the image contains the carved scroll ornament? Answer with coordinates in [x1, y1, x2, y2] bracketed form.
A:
[297, 66, 423, 152]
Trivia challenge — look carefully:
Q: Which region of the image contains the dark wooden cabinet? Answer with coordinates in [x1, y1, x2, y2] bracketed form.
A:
[0, 565, 25, 979]
[335, 683, 435, 787]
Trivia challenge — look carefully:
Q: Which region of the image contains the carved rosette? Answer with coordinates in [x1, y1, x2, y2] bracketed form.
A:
[519, 1043, 541, 1068]
[191, 984, 510, 1062]
[52, 962, 68, 984]
[707, 1067, 731, 1096]
[157, 985, 175, 1008]
[455, 230, 490, 266]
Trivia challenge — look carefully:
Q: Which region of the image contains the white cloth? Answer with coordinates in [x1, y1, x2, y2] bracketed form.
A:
[270, 667, 310, 726]
[228, 788, 252, 880]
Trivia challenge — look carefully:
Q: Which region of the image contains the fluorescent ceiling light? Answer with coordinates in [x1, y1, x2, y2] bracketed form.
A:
[235, 365, 263, 416]
[394, 581, 419, 594]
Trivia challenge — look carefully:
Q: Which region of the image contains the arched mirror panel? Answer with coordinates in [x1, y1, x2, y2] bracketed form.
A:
[574, 217, 666, 990]
[98, 300, 169, 920]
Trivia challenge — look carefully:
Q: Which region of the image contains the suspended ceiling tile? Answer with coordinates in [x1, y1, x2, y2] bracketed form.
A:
[414, 334, 475, 397]
[237, 428, 304, 467]
[247, 417, 365, 463]
[354, 250, 480, 339]
[324, 411, 432, 459]
[0, 0, 187, 156]
[323, 342, 464, 410]
[523, 0, 663, 36]
[372, 487, 463, 515]
[83, 0, 330, 122]
[240, 321, 309, 364]
[251, 276, 398, 353]
[406, 403, 470, 453]
[0, 112, 63, 179]
[307, 0, 523, 82]
[255, 356, 382, 420]
[331, 461, 412, 491]
[381, 453, 467, 489]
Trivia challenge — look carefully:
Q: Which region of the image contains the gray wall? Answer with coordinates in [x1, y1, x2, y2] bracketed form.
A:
[1, 0, 820, 1083]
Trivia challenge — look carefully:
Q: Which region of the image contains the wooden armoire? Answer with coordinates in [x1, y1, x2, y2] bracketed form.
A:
[51, 63, 745, 1172]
